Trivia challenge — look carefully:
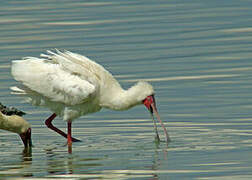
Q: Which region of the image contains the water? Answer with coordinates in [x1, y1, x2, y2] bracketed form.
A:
[1, 0, 252, 179]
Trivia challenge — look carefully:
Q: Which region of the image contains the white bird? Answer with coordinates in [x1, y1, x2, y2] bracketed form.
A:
[0, 111, 32, 148]
[11, 50, 170, 153]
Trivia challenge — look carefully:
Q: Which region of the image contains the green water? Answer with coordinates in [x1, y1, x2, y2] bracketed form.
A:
[1, 0, 252, 179]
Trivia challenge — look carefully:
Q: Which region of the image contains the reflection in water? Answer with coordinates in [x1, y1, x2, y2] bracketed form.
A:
[45, 145, 168, 179]
[44, 147, 104, 176]
[0, 147, 33, 178]
[149, 148, 167, 180]
[67, 156, 73, 175]
[22, 147, 32, 159]
[21, 147, 33, 177]
[45, 147, 69, 175]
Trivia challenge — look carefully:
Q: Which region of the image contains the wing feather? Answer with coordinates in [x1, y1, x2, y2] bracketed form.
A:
[11, 58, 96, 105]
[46, 50, 103, 84]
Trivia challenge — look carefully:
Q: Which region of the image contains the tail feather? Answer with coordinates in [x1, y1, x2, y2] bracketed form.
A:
[10, 86, 26, 95]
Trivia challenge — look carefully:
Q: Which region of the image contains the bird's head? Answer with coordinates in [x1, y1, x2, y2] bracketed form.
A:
[0, 111, 32, 148]
[19, 127, 32, 148]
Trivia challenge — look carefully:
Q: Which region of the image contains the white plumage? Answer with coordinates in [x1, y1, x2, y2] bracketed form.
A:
[11, 50, 169, 153]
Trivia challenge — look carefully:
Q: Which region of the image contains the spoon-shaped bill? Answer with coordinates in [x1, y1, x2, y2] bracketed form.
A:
[150, 103, 171, 143]
[150, 112, 160, 142]
[143, 95, 171, 143]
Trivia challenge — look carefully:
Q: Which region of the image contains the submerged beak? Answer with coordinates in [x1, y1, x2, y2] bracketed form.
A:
[143, 95, 171, 143]
[19, 128, 32, 148]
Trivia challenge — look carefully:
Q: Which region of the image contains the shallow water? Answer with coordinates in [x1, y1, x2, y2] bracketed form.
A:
[1, 0, 252, 179]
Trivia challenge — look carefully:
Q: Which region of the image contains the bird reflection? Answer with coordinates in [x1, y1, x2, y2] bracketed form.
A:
[17, 147, 33, 177]
[146, 143, 169, 179]
[45, 149, 74, 175]
[22, 147, 32, 159]
[67, 156, 74, 174]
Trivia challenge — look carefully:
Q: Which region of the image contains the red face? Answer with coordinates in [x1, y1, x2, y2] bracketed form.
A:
[142, 95, 156, 113]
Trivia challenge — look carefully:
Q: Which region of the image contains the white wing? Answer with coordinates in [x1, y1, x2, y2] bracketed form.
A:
[41, 50, 104, 85]
[11, 57, 96, 106]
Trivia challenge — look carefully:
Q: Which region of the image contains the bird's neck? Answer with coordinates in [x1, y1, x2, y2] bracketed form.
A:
[0, 112, 29, 134]
[100, 83, 143, 111]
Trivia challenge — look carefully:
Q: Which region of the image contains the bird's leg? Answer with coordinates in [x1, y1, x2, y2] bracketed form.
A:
[45, 113, 81, 142]
[45, 113, 67, 138]
[67, 122, 72, 154]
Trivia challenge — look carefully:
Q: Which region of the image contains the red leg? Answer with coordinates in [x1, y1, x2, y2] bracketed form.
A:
[45, 113, 81, 142]
[67, 122, 72, 154]
[45, 113, 67, 138]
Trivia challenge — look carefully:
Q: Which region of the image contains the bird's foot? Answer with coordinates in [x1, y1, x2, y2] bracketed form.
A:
[71, 137, 81, 142]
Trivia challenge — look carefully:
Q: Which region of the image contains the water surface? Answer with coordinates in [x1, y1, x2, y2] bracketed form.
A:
[1, 0, 252, 179]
